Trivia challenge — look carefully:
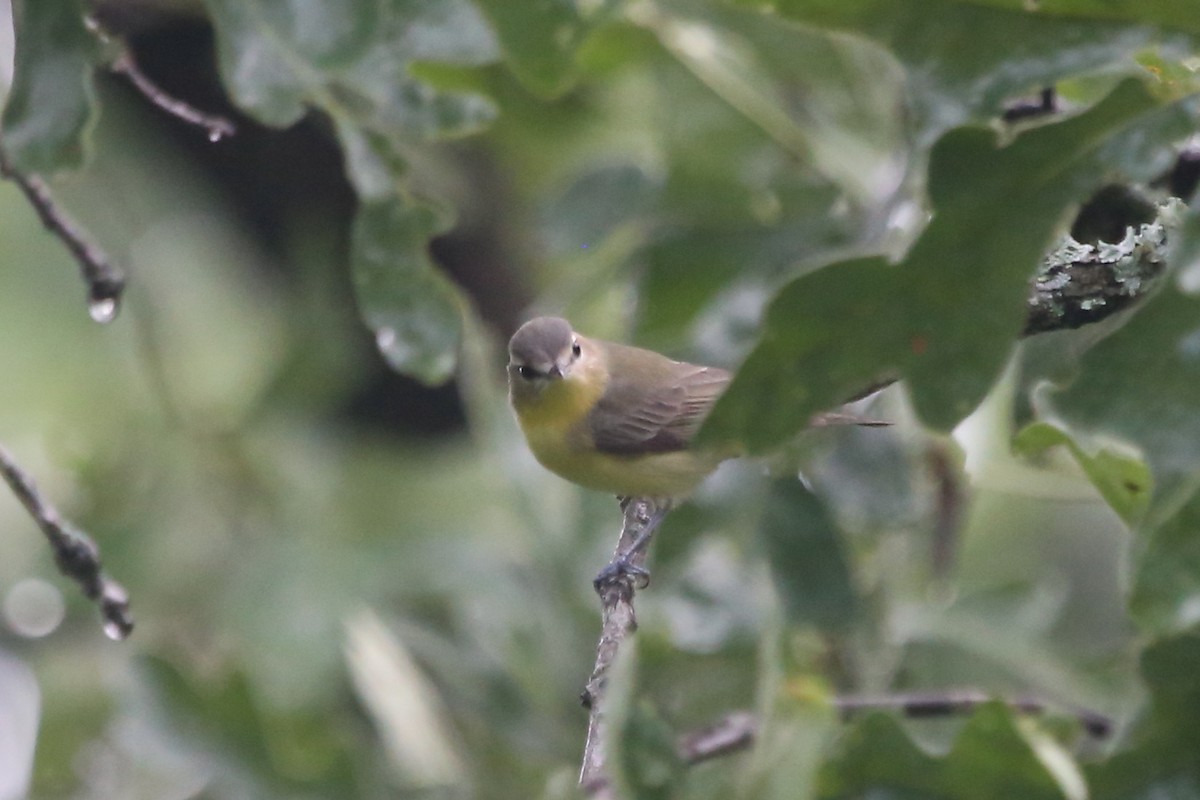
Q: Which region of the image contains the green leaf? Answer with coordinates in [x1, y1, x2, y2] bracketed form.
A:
[333, 118, 404, 201]
[1013, 422, 1151, 526]
[736, 0, 1166, 142]
[540, 163, 660, 259]
[473, 0, 586, 97]
[759, 478, 859, 631]
[1128, 492, 1200, 633]
[203, 0, 365, 126]
[1088, 633, 1200, 798]
[642, 7, 906, 210]
[629, 12, 899, 350]
[943, 0, 1200, 36]
[820, 703, 1075, 799]
[204, 0, 498, 130]
[204, 0, 497, 383]
[703, 79, 1193, 450]
[1044, 283, 1200, 512]
[2, 0, 100, 173]
[819, 713, 941, 798]
[352, 197, 462, 386]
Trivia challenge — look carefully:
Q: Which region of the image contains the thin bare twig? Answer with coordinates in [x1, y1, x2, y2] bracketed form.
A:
[579, 498, 667, 797]
[926, 444, 963, 578]
[0, 444, 133, 640]
[110, 50, 236, 143]
[0, 139, 125, 321]
[677, 711, 758, 765]
[576, 493, 1111, 794]
[1003, 87, 1058, 123]
[834, 690, 1113, 739]
[677, 692, 1112, 767]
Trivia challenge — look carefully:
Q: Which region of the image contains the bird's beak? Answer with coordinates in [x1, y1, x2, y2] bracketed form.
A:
[548, 364, 564, 379]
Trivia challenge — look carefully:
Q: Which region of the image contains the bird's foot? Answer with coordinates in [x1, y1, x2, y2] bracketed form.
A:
[593, 555, 651, 593]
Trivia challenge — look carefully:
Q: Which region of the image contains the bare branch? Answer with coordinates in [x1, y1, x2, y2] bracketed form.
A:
[575, 496, 1114, 793]
[675, 692, 1112, 768]
[1003, 87, 1058, 123]
[110, 49, 236, 143]
[0, 444, 133, 640]
[579, 498, 668, 797]
[834, 690, 1113, 739]
[0, 139, 125, 323]
[677, 711, 758, 765]
[926, 443, 964, 578]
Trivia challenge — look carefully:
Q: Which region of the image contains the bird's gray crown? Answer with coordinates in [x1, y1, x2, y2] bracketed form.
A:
[509, 317, 574, 366]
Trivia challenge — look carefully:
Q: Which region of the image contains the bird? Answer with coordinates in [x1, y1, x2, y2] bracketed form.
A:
[507, 316, 739, 584]
[507, 316, 743, 501]
[507, 316, 887, 585]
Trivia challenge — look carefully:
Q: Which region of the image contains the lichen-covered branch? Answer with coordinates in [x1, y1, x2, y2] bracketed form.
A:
[0, 444, 133, 640]
[1023, 201, 1178, 336]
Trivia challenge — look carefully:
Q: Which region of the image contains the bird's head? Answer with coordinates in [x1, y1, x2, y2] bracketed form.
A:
[507, 316, 584, 398]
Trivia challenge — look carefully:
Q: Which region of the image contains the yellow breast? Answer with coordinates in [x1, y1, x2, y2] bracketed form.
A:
[514, 377, 724, 499]
[514, 364, 603, 477]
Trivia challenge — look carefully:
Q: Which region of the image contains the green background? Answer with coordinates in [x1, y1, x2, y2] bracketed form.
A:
[2, 0, 1200, 797]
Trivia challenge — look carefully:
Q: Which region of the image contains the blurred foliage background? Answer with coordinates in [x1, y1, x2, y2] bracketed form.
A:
[2, 0, 1200, 798]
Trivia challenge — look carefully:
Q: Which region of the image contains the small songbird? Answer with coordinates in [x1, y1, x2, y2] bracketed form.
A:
[506, 316, 739, 502]
[508, 317, 889, 584]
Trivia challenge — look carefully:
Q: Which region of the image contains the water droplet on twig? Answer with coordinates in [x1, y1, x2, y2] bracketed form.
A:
[208, 128, 224, 143]
[102, 618, 131, 641]
[88, 296, 119, 324]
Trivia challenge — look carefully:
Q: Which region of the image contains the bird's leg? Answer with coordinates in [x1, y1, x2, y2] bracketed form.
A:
[593, 497, 671, 592]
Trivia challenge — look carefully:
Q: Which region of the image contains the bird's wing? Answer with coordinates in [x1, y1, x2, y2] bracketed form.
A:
[587, 348, 730, 455]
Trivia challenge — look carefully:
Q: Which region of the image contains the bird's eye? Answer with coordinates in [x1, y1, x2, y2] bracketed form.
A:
[517, 365, 538, 380]
[572, 341, 581, 357]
